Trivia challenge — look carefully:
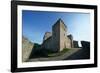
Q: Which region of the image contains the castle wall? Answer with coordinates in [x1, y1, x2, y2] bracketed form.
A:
[65, 37, 72, 48]
[67, 35, 73, 48]
[59, 22, 72, 51]
[52, 22, 60, 52]
[42, 19, 74, 52]
[42, 37, 52, 49]
[43, 32, 52, 41]
[73, 40, 79, 48]
[22, 36, 34, 62]
[60, 23, 66, 51]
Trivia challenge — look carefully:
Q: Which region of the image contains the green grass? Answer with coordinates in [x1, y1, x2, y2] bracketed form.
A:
[48, 48, 70, 57]
[60, 48, 70, 53]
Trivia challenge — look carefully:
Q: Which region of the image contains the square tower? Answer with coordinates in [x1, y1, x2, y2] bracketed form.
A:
[52, 18, 68, 52]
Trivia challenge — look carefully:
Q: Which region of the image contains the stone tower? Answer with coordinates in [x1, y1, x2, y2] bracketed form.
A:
[52, 19, 60, 52]
[42, 18, 73, 52]
[52, 18, 69, 51]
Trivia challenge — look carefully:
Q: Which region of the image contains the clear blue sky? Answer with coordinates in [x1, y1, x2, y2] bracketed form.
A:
[22, 10, 90, 46]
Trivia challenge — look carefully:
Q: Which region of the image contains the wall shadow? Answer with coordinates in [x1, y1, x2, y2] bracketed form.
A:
[29, 43, 49, 59]
[65, 41, 90, 60]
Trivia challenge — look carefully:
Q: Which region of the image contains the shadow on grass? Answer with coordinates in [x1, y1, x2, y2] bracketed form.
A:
[29, 43, 70, 59]
[65, 41, 90, 60]
[29, 43, 53, 59]
[48, 48, 70, 57]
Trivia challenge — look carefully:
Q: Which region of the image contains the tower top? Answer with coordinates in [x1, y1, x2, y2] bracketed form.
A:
[53, 18, 67, 31]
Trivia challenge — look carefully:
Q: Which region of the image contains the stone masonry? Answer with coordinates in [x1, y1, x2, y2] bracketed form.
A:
[42, 19, 74, 52]
[22, 36, 34, 62]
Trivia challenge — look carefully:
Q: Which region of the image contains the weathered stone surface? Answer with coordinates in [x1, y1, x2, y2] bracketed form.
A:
[67, 34, 73, 47]
[43, 32, 52, 41]
[73, 40, 79, 48]
[22, 36, 34, 62]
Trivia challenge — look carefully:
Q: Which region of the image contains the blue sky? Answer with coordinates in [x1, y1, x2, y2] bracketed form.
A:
[22, 10, 90, 46]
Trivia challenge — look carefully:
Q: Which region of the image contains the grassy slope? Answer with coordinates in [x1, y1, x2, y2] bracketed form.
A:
[48, 48, 70, 57]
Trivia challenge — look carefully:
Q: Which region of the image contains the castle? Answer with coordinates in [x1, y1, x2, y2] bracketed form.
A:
[22, 19, 90, 62]
[41, 19, 76, 52]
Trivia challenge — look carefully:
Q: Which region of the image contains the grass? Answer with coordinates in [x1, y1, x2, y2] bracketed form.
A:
[30, 47, 71, 58]
[48, 48, 70, 57]
[60, 48, 70, 53]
